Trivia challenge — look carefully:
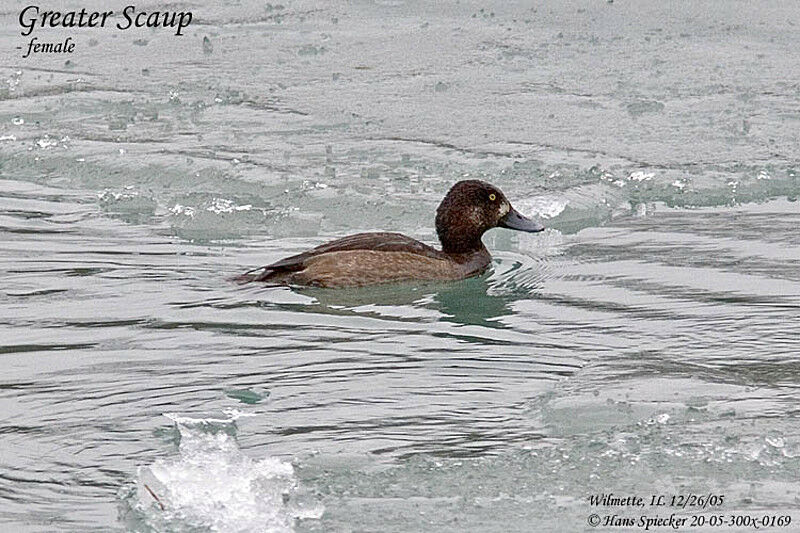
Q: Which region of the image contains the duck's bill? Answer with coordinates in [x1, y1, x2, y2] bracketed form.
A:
[499, 208, 545, 233]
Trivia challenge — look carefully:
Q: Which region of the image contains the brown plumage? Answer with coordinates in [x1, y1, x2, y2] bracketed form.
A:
[235, 180, 544, 288]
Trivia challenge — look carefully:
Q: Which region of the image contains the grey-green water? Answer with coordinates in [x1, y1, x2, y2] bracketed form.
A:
[1, 1, 799, 532]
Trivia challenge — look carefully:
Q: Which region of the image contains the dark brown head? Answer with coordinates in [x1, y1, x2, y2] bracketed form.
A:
[435, 180, 545, 254]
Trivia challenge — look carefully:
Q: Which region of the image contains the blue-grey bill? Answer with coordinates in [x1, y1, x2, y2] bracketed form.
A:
[499, 208, 545, 233]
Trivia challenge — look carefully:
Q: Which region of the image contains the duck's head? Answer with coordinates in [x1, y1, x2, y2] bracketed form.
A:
[435, 180, 545, 254]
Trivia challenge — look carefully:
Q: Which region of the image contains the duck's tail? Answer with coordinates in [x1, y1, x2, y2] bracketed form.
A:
[229, 267, 274, 284]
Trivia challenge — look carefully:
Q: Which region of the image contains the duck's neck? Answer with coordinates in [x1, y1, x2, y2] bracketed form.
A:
[437, 224, 487, 255]
[439, 233, 486, 255]
[435, 196, 490, 254]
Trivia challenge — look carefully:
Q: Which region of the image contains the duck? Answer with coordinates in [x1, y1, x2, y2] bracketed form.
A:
[234, 180, 545, 288]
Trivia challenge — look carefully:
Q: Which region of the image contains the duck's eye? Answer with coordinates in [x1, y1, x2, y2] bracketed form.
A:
[489, 193, 496, 201]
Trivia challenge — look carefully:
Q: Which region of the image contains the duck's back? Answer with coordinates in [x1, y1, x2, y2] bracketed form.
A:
[236, 232, 486, 288]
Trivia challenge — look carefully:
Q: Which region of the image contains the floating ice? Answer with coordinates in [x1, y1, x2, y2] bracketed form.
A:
[128, 412, 323, 532]
[516, 196, 568, 219]
[165, 408, 257, 425]
[0, 134, 16, 142]
[170, 203, 196, 217]
[99, 189, 139, 202]
[225, 388, 271, 405]
[205, 198, 253, 214]
[628, 171, 654, 182]
[35, 135, 59, 149]
[765, 436, 784, 449]
[5, 70, 21, 92]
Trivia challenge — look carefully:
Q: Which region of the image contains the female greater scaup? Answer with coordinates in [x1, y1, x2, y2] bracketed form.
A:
[235, 180, 544, 288]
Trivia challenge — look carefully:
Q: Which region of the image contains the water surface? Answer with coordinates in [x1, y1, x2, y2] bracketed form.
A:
[1, 1, 799, 531]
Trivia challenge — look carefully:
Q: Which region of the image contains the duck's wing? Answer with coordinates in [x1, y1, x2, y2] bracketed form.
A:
[236, 232, 442, 283]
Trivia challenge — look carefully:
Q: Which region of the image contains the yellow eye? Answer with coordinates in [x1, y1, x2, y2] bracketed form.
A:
[489, 193, 496, 201]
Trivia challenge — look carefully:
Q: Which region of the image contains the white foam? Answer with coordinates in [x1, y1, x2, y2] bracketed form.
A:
[134, 413, 323, 532]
